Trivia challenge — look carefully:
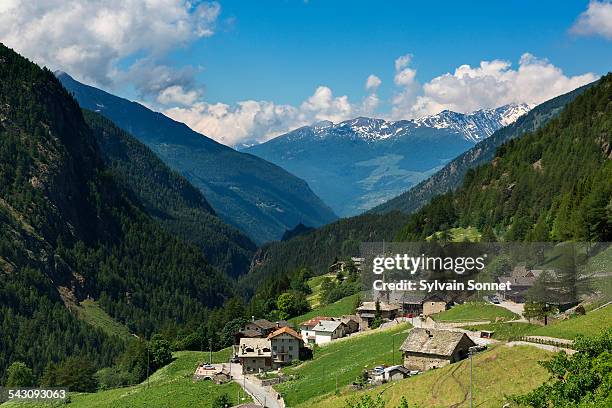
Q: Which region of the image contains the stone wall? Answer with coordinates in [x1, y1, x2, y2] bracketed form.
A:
[403, 354, 450, 371]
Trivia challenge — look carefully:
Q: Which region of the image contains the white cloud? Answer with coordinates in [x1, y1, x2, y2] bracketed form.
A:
[571, 1, 612, 40]
[394, 54, 412, 71]
[392, 53, 597, 119]
[0, 0, 220, 96]
[391, 54, 420, 119]
[365, 74, 382, 92]
[164, 81, 383, 147]
[157, 85, 200, 106]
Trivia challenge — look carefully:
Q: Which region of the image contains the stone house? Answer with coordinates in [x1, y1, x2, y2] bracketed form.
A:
[268, 326, 302, 365]
[243, 318, 286, 337]
[400, 328, 476, 372]
[382, 292, 449, 317]
[497, 265, 548, 303]
[338, 315, 360, 334]
[422, 293, 448, 316]
[237, 338, 272, 374]
[356, 301, 399, 329]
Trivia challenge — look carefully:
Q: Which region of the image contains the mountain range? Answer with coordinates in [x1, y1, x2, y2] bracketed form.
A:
[57, 73, 337, 244]
[372, 83, 594, 215]
[243, 104, 530, 216]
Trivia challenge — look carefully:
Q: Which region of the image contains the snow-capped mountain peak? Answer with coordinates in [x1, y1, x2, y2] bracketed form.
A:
[305, 103, 531, 144]
[414, 103, 532, 142]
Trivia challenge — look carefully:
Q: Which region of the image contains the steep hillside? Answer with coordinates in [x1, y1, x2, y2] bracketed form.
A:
[244, 105, 529, 216]
[240, 211, 411, 298]
[0, 44, 232, 380]
[57, 72, 337, 244]
[84, 111, 255, 277]
[373, 82, 595, 215]
[397, 73, 612, 242]
[304, 345, 553, 408]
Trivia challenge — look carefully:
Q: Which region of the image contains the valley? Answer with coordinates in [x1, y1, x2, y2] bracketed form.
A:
[0, 4, 610, 407]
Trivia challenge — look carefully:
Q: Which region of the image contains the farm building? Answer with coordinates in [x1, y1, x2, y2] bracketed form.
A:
[400, 328, 476, 372]
[356, 301, 399, 329]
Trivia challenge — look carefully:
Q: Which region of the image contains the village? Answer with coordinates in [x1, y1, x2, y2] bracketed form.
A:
[189, 258, 596, 408]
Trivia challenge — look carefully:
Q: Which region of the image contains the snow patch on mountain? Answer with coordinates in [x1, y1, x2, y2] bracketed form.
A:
[304, 103, 532, 143]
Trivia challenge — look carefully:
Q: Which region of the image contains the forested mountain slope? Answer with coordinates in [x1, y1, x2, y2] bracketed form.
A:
[397, 73, 612, 242]
[0, 44, 233, 380]
[373, 82, 596, 215]
[57, 73, 337, 244]
[240, 211, 411, 297]
[84, 111, 256, 278]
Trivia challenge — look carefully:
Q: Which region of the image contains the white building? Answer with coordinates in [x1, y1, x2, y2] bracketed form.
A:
[312, 320, 346, 345]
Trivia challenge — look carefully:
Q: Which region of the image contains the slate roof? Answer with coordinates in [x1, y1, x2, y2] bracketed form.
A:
[400, 328, 475, 357]
[498, 275, 537, 287]
[300, 316, 332, 329]
[357, 301, 399, 312]
[251, 319, 277, 330]
[267, 326, 302, 340]
[238, 329, 262, 338]
[313, 320, 344, 333]
[339, 315, 359, 324]
[238, 338, 272, 358]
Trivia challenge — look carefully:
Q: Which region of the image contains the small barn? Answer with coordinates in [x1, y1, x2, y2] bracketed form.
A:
[400, 328, 476, 372]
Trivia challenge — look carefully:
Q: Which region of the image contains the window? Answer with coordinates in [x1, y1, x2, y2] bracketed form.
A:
[289, 346, 293, 351]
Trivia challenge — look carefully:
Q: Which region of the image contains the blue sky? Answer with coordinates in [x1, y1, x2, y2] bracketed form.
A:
[1, 0, 610, 145]
[194, 0, 610, 107]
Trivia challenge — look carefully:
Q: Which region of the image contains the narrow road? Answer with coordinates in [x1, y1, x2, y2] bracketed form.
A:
[493, 300, 528, 322]
[506, 341, 576, 355]
[225, 363, 283, 408]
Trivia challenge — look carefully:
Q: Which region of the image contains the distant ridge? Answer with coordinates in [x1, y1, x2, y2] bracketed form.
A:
[244, 104, 530, 216]
[372, 82, 596, 215]
[57, 72, 337, 243]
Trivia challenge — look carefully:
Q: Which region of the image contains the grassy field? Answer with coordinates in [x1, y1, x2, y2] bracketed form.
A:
[528, 304, 612, 340]
[75, 299, 132, 341]
[305, 273, 337, 308]
[460, 322, 539, 340]
[276, 323, 411, 406]
[289, 293, 360, 326]
[433, 302, 518, 322]
[305, 345, 553, 408]
[428, 226, 482, 242]
[2, 350, 246, 408]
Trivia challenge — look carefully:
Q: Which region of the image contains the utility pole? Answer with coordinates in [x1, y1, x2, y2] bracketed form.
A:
[147, 344, 150, 389]
[392, 335, 395, 365]
[469, 346, 478, 408]
[209, 339, 213, 364]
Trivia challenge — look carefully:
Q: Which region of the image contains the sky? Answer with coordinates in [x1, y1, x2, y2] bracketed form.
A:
[1, 0, 611, 146]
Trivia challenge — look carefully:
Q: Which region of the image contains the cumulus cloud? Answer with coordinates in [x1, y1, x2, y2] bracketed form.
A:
[391, 53, 597, 119]
[164, 83, 383, 146]
[390, 54, 420, 119]
[365, 74, 382, 92]
[0, 0, 220, 97]
[571, 1, 612, 40]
